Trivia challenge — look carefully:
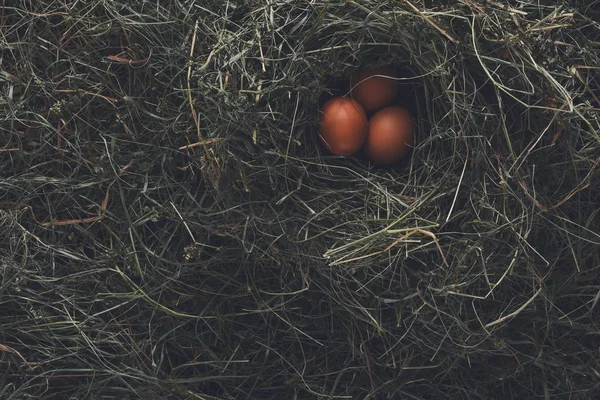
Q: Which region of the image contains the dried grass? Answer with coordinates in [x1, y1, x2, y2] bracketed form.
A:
[1, 1, 599, 399]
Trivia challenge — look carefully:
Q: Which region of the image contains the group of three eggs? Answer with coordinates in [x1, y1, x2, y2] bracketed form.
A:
[319, 66, 415, 165]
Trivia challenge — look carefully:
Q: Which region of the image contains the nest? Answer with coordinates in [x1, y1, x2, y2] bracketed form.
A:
[1, 1, 599, 399]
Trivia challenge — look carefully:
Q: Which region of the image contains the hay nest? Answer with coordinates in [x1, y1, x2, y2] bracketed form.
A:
[1, 1, 599, 399]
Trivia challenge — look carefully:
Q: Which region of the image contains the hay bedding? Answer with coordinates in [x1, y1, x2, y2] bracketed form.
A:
[1, 0, 599, 399]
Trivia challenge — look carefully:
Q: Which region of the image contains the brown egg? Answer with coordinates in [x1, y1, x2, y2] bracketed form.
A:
[319, 96, 368, 156]
[365, 106, 415, 165]
[351, 66, 399, 113]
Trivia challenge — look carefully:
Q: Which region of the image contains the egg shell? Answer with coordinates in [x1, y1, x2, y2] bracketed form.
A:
[319, 96, 369, 156]
[351, 66, 399, 113]
[365, 106, 415, 165]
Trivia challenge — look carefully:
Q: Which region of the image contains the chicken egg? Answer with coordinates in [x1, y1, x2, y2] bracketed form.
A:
[351, 66, 399, 113]
[365, 106, 415, 165]
[319, 96, 368, 156]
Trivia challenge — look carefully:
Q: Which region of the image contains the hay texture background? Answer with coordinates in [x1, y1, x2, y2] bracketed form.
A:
[1, 1, 600, 399]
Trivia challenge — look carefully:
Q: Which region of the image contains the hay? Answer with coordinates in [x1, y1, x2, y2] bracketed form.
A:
[1, 0, 599, 398]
